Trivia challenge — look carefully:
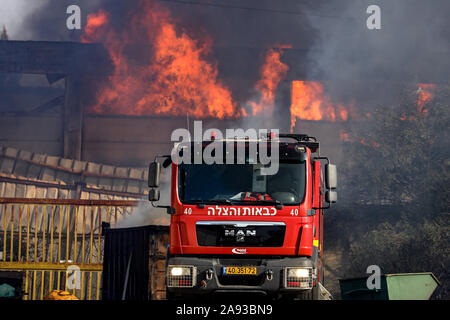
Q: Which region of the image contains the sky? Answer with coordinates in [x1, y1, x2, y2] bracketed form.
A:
[0, 0, 50, 39]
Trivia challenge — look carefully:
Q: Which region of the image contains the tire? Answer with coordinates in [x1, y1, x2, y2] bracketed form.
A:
[296, 286, 320, 300]
[312, 285, 320, 300]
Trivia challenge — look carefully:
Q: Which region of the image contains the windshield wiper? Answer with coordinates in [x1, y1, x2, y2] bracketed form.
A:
[202, 199, 232, 204]
[192, 198, 284, 209]
[232, 198, 284, 208]
[192, 199, 232, 208]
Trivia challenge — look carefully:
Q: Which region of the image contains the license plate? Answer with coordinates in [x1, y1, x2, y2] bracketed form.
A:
[222, 266, 257, 275]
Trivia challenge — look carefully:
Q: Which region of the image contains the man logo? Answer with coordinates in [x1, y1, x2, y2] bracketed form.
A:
[224, 229, 256, 242]
[232, 248, 247, 254]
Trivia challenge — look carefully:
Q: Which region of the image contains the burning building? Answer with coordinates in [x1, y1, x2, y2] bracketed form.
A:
[1, 0, 447, 168]
[0, 0, 448, 300]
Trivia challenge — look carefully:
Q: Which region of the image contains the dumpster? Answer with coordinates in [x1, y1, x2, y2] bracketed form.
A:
[101, 223, 169, 300]
[339, 273, 440, 300]
[0, 271, 23, 300]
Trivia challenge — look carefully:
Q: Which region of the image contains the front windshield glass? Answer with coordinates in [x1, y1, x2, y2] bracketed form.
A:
[178, 162, 305, 205]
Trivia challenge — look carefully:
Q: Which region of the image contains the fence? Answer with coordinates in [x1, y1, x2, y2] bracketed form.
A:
[0, 198, 139, 300]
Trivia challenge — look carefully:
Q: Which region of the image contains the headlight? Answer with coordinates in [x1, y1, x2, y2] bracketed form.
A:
[167, 265, 196, 287]
[287, 268, 310, 278]
[285, 267, 313, 289]
[170, 267, 190, 276]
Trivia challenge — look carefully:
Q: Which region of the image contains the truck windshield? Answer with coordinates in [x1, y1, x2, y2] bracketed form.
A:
[178, 161, 306, 205]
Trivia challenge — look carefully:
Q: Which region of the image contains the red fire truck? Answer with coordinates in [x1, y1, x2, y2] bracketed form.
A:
[148, 133, 337, 300]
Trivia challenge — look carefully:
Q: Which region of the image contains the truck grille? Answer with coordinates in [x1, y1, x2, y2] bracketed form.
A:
[196, 221, 285, 247]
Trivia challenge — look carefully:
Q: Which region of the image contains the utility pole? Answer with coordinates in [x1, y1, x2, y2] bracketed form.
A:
[0, 25, 8, 40]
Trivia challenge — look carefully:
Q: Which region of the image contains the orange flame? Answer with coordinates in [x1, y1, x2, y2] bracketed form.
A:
[339, 129, 350, 142]
[81, 10, 109, 43]
[248, 47, 290, 116]
[416, 83, 436, 114]
[340, 129, 379, 147]
[82, 1, 361, 127]
[82, 1, 238, 118]
[290, 81, 350, 132]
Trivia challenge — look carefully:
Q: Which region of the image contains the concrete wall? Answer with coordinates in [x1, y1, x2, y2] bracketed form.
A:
[83, 116, 265, 166]
[0, 114, 346, 167]
[83, 116, 346, 167]
[0, 115, 63, 156]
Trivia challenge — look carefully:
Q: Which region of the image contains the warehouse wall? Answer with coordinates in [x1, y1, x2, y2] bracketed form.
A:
[83, 116, 346, 167]
[0, 115, 63, 156]
[0, 114, 346, 168]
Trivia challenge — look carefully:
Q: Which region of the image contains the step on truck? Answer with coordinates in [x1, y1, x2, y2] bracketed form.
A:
[148, 132, 337, 300]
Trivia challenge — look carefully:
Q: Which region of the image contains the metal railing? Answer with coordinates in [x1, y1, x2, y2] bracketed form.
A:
[0, 198, 139, 300]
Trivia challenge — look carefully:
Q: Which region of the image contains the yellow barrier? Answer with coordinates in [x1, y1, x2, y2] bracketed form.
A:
[0, 198, 138, 300]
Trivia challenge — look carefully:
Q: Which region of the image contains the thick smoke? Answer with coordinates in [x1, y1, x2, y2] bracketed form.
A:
[288, 0, 450, 192]
[117, 165, 171, 228]
[5, 0, 449, 159]
[0, 0, 50, 40]
[303, 0, 450, 107]
[116, 199, 169, 228]
[12, 0, 449, 171]
[12, 0, 319, 114]
[18, 0, 318, 45]
[16, 0, 104, 41]
[9, 1, 450, 92]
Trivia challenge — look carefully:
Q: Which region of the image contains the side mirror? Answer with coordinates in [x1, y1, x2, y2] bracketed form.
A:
[325, 190, 337, 203]
[325, 164, 337, 190]
[148, 189, 160, 202]
[148, 162, 161, 187]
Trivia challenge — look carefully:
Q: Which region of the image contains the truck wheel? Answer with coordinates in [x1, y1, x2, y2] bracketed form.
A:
[296, 290, 312, 300]
[312, 285, 320, 300]
[296, 286, 320, 300]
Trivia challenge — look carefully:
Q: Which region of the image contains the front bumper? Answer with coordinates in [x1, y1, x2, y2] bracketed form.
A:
[166, 256, 316, 296]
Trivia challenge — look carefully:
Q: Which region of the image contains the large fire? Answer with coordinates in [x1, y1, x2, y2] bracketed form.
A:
[248, 46, 290, 117]
[81, 0, 293, 120]
[82, 0, 239, 118]
[81, 0, 362, 129]
[80, 1, 440, 134]
[290, 81, 350, 132]
[80, 9, 109, 43]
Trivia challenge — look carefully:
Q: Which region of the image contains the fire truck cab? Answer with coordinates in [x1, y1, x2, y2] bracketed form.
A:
[148, 133, 337, 300]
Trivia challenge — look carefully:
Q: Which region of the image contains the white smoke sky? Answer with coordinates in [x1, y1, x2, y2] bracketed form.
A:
[117, 165, 171, 228]
[0, 0, 50, 40]
[0, 0, 107, 41]
[304, 0, 450, 101]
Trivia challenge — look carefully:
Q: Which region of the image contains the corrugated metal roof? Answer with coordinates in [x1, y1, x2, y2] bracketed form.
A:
[0, 146, 149, 200]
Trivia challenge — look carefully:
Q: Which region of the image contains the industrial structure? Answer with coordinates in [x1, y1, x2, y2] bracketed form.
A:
[0, 38, 447, 300]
